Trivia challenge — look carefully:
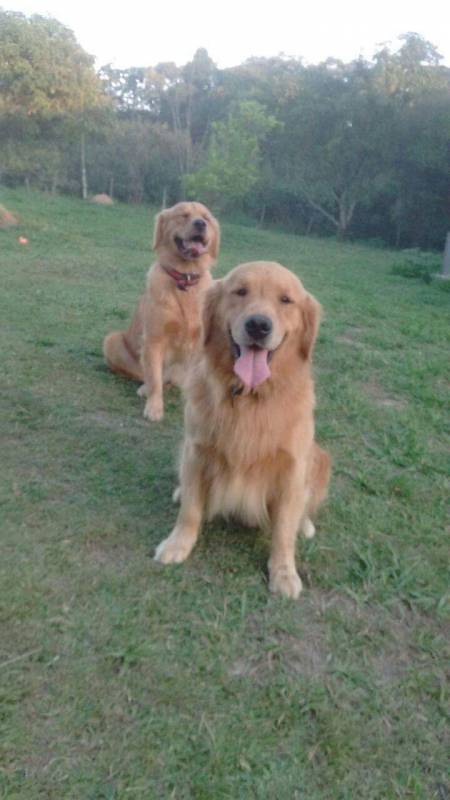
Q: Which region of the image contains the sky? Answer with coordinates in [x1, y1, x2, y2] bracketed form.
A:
[4, 0, 450, 69]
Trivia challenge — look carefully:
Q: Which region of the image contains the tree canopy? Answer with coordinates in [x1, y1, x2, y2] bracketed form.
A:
[1, 14, 449, 250]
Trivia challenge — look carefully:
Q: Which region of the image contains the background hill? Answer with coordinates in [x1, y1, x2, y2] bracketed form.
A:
[1, 188, 449, 798]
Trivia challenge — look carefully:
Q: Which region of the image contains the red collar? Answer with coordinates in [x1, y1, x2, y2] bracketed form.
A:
[161, 264, 201, 291]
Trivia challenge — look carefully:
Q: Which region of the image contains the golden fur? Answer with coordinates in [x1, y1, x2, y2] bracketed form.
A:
[155, 261, 331, 598]
[103, 201, 220, 420]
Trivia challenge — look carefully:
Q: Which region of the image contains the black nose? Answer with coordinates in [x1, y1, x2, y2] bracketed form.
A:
[245, 314, 273, 341]
[193, 218, 206, 230]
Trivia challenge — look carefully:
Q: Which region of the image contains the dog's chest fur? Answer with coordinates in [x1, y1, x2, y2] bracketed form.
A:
[190, 381, 314, 527]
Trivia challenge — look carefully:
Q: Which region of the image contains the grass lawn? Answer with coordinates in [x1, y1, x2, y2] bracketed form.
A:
[1, 188, 449, 799]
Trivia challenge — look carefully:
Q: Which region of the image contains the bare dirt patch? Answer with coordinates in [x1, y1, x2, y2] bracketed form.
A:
[336, 326, 367, 348]
[229, 593, 331, 683]
[364, 381, 407, 410]
[91, 193, 114, 205]
[82, 538, 133, 570]
[229, 591, 447, 687]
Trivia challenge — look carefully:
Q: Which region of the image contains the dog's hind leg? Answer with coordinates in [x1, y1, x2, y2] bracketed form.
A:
[103, 331, 143, 382]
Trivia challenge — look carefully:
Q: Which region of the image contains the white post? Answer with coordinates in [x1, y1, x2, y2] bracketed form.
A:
[442, 232, 450, 278]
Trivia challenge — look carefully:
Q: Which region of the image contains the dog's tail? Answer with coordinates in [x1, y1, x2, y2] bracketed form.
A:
[308, 444, 331, 516]
[103, 331, 143, 382]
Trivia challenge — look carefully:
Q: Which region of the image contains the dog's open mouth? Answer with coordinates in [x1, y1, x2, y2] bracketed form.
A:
[229, 332, 275, 389]
[175, 234, 208, 259]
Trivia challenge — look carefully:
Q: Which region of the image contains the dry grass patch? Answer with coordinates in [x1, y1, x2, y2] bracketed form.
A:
[91, 193, 114, 205]
[364, 380, 408, 409]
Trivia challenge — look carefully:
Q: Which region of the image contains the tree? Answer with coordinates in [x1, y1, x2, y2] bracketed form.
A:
[370, 33, 450, 247]
[184, 100, 277, 209]
[268, 59, 392, 238]
[0, 10, 108, 195]
[86, 117, 183, 203]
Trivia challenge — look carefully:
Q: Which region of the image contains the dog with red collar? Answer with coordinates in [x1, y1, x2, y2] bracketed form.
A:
[103, 202, 220, 420]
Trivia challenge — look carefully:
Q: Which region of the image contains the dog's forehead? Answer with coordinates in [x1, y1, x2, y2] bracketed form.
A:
[226, 261, 303, 293]
[171, 201, 207, 216]
[190, 202, 210, 217]
[169, 202, 191, 215]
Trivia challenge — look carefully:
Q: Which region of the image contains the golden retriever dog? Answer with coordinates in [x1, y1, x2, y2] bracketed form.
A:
[154, 261, 331, 598]
[103, 202, 220, 420]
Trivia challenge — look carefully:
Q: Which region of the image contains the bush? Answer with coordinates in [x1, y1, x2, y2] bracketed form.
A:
[391, 249, 440, 283]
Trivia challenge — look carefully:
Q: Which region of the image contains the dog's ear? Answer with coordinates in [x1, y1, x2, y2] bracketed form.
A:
[209, 215, 221, 261]
[299, 293, 322, 360]
[153, 210, 167, 250]
[203, 280, 223, 346]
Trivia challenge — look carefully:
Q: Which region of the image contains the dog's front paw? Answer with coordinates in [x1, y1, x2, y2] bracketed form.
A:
[144, 397, 163, 421]
[172, 486, 181, 504]
[302, 518, 316, 539]
[154, 530, 194, 564]
[269, 565, 303, 599]
[137, 384, 148, 397]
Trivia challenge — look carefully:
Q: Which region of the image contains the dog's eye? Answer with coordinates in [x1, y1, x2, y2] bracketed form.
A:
[234, 287, 248, 297]
[280, 295, 293, 304]
[183, 213, 190, 219]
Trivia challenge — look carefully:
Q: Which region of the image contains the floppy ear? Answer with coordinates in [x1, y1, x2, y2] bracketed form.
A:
[203, 280, 223, 346]
[208, 215, 221, 261]
[299, 293, 322, 360]
[153, 210, 167, 250]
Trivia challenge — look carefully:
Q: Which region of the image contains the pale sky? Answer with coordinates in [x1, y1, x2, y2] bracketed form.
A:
[4, 0, 450, 68]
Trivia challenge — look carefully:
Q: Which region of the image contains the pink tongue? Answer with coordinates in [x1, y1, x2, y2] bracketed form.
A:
[233, 346, 271, 388]
[187, 241, 207, 257]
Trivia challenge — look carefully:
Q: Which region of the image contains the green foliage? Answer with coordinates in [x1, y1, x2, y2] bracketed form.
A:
[0, 187, 449, 798]
[0, 9, 109, 198]
[391, 249, 440, 283]
[0, 9, 103, 117]
[84, 117, 183, 203]
[0, 18, 449, 249]
[1, 138, 66, 190]
[184, 101, 278, 208]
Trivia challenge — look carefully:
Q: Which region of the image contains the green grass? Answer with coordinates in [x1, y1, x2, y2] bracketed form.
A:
[1, 187, 449, 800]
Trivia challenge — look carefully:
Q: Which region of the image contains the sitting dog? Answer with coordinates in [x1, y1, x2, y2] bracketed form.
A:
[154, 261, 331, 598]
[103, 201, 220, 420]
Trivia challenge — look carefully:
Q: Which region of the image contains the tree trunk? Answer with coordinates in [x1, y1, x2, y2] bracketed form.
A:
[185, 87, 193, 172]
[394, 197, 402, 248]
[169, 94, 186, 175]
[306, 214, 315, 235]
[109, 175, 114, 199]
[80, 130, 88, 200]
[162, 186, 168, 209]
[259, 204, 266, 227]
[337, 196, 356, 240]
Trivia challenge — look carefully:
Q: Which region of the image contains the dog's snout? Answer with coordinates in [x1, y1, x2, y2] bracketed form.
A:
[193, 218, 207, 231]
[245, 314, 273, 341]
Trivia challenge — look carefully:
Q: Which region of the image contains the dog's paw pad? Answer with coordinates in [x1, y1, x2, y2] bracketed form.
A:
[269, 567, 302, 599]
